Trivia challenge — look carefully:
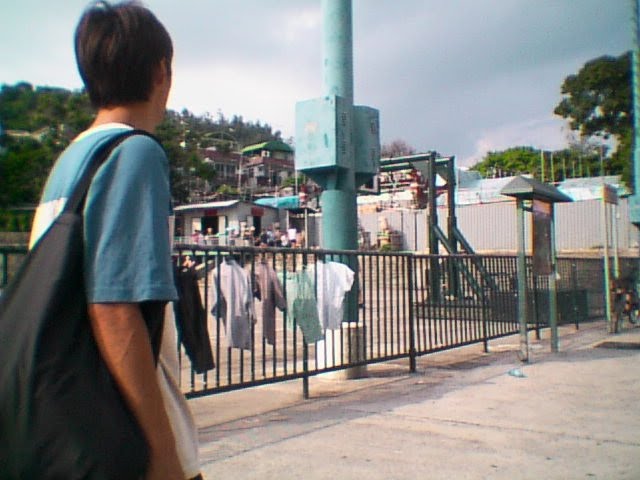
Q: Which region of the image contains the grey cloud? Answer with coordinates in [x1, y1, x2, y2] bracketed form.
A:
[1, 0, 632, 165]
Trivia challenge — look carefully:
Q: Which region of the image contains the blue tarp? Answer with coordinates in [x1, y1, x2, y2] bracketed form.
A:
[254, 196, 300, 209]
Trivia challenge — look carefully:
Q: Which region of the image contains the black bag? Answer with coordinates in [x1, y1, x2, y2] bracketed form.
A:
[0, 130, 156, 479]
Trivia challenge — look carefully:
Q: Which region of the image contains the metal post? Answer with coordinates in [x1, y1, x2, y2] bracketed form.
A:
[631, 0, 640, 318]
[319, 0, 356, 248]
[322, 0, 353, 104]
[427, 156, 440, 301]
[634, 0, 640, 193]
[302, 340, 309, 399]
[414, 209, 418, 252]
[601, 188, 613, 332]
[631, 0, 640, 193]
[408, 256, 416, 373]
[516, 199, 529, 362]
[571, 261, 580, 329]
[297, 0, 378, 360]
[304, 208, 309, 248]
[613, 203, 620, 278]
[548, 205, 559, 352]
[319, 0, 358, 327]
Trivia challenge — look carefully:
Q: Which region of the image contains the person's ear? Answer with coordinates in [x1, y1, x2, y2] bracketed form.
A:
[155, 58, 171, 86]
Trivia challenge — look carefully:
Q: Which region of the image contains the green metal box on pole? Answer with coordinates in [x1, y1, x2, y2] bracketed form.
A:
[295, 95, 353, 177]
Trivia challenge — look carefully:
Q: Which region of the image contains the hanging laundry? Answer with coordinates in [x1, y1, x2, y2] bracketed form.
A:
[309, 261, 355, 330]
[254, 260, 287, 345]
[173, 264, 214, 373]
[209, 257, 255, 350]
[281, 269, 324, 344]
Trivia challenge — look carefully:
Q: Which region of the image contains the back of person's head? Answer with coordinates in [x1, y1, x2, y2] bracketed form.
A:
[75, 1, 173, 108]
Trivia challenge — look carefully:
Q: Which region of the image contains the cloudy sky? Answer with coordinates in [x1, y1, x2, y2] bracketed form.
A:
[1, 0, 633, 166]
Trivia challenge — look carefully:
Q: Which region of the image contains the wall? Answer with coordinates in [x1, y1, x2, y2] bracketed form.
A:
[356, 197, 638, 254]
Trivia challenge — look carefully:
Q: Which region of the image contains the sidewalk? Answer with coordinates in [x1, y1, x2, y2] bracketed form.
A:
[189, 321, 640, 480]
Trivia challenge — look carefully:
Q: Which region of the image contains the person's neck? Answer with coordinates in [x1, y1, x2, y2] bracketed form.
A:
[91, 103, 159, 133]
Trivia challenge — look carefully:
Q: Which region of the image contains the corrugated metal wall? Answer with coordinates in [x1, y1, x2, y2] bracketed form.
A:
[352, 198, 638, 253]
[454, 201, 520, 252]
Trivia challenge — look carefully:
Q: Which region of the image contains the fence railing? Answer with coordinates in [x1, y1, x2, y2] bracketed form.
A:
[0, 244, 610, 399]
[171, 245, 605, 398]
[0, 245, 27, 289]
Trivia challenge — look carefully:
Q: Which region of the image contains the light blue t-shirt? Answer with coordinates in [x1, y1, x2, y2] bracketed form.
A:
[30, 124, 178, 303]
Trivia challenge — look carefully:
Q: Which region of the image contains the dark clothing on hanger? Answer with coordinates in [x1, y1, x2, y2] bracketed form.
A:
[173, 266, 215, 373]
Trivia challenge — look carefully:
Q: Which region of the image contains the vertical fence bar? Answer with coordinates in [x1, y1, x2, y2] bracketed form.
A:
[533, 274, 541, 340]
[249, 252, 256, 382]
[1, 252, 7, 287]
[375, 253, 381, 358]
[393, 255, 399, 354]
[282, 250, 290, 376]
[367, 253, 373, 360]
[571, 260, 580, 329]
[363, 254, 369, 361]
[481, 256, 489, 352]
[302, 339, 309, 399]
[408, 254, 416, 372]
[417, 255, 426, 352]
[382, 254, 388, 356]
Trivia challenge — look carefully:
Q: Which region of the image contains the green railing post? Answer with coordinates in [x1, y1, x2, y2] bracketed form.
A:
[408, 255, 416, 373]
[481, 284, 489, 353]
[302, 339, 309, 400]
[571, 261, 580, 329]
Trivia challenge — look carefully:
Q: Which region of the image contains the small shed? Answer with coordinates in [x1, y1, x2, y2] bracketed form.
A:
[174, 200, 278, 244]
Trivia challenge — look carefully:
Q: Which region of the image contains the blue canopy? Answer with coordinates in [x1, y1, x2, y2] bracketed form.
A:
[254, 196, 300, 209]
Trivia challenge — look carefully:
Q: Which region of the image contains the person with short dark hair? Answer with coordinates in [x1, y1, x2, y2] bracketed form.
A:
[29, 2, 193, 478]
[74, 0, 174, 109]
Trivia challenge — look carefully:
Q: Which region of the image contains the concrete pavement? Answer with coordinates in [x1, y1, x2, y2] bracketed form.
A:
[189, 321, 640, 479]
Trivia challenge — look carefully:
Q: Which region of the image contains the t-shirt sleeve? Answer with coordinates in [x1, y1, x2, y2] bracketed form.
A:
[83, 134, 178, 303]
[332, 262, 355, 297]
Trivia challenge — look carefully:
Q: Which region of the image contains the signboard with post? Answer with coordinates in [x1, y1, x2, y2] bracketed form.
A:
[601, 183, 620, 332]
[501, 176, 572, 361]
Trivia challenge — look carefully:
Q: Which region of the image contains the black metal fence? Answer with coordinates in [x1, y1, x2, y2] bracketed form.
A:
[170, 245, 608, 399]
[0, 245, 613, 399]
[0, 246, 27, 289]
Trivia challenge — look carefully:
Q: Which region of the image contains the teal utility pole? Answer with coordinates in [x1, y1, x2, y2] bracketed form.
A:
[318, 0, 357, 251]
[630, 0, 640, 225]
[296, 0, 379, 250]
[296, 0, 380, 322]
[296, 0, 380, 250]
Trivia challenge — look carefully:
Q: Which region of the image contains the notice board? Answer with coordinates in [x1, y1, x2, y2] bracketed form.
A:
[532, 199, 552, 276]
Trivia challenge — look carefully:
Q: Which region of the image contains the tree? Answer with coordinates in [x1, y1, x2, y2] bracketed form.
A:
[554, 52, 632, 185]
[381, 139, 415, 158]
[0, 81, 284, 208]
[0, 136, 53, 206]
[471, 147, 541, 179]
[470, 144, 612, 183]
